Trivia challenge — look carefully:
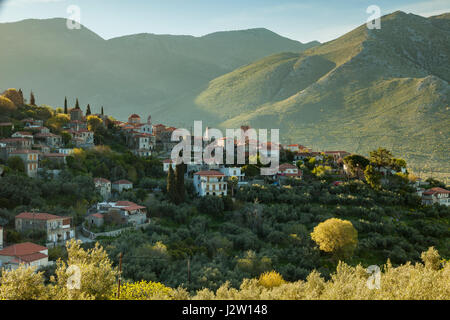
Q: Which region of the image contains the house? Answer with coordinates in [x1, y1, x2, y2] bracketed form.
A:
[94, 178, 111, 200]
[15, 212, 75, 245]
[112, 180, 133, 193]
[70, 107, 84, 121]
[8, 150, 39, 177]
[32, 144, 51, 155]
[92, 201, 147, 226]
[40, 153, 68, 165]
[12, 131, 34, 141]
[34, 132, 62, 148]
[152, 124, 166, 136]
[422, 188, 450, 207]
[87, 213, 104, 228]
[194, 171, 227, 197]
[0, 242, 49, 270]
[0, 226, 3, 249]
[134, 116, 153, 135]
[128, 114, 141, 124]
[285, 144, 307, 153]
[163, 159, 177, 172]
[22, 118, 44, 128]
[68, 129, 94, 148]
[0, 137, 32, 150]
[219, 167, 247, 186]
[0, 122, 14, 136]
[277, 163, 303, 178]
[68, 120, 88, 131]
[58, 148, 75, 155]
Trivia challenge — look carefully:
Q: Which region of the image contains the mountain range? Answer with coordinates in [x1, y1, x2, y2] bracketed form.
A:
[0, 12, 448, 179]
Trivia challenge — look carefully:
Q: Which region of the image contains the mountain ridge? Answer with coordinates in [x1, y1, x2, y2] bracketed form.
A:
[195, 11, 449, 179]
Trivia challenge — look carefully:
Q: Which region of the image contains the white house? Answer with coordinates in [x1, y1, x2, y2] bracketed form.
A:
[112, 180, 133, 193]
[219, 167, 247, 185]
[58, 148, 75, 155]
[277, 163, 303, 178]
[94, 178, 112, 200]
[194, 171, 227, 197]
[163, 159, 177, 172]
[422, 188, 450, 206]
[0, 242, 49, 270]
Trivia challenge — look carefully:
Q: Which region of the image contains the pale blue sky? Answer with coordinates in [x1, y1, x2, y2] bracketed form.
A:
[0, 0, 449, 43]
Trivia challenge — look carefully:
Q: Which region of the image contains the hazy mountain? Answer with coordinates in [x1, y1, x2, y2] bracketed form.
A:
[195, 11, 450, 178]
[0, 18, 319, 126]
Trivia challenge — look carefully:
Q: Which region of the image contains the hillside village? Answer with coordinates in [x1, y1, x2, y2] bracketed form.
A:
[0, 89, 448, 281]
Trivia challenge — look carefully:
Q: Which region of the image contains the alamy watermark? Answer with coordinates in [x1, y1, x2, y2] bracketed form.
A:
[367, 5, 381, 30]
[66, 5, 81, 30]
[366, 265, 381, 290]
[66, 265, 81, 290]
[170, 121, 280, 176]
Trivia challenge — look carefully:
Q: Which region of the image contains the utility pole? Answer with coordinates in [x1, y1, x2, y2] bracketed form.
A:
[187, 256, 191, 287]
[117, 252, 123, 300]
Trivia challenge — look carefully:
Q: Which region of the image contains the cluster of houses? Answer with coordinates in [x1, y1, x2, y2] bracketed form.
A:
[86, 200, 148, 229]
[114, 114, 179, 157]
[0, 212, 76, 270]
[0, 106, 102, 177]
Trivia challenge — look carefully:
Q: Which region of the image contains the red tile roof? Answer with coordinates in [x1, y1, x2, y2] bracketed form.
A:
[115, 201, 137, 207]
[9, 149, 38, 154]
[16, 212, 63, 221]
[129, 114, 141, 119]
[89, 213, 104, 219]
[11, 252, 48, 263]
[279, 163, 298, 171]
[194, 170, 225, 177]
[34, 132, 59, 138]
[14, 131, 33, 136]
[423, 187, 450, 195]
[113, 180, 133, 185]
[42, 153, 67, 158]
[94, 178, 111, 184]
[0, 242, 47, 257]
[122, 205, 146, 211]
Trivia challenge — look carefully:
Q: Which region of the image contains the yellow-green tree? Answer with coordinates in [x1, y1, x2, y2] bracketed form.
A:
[0, 95, 15, 112]
[87, 115, 103, 132]
[112, 280, 175, 300]
[50, 239, 118, 300]
[2, 88, 23, 107]
[46, 113, 70, 131]
[311, 218, 358, 261]
[0, 266, 48, 300]
[258, 271, 286, 288]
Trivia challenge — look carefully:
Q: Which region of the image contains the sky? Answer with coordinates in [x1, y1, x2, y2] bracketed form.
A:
[0, 0, 449, 43]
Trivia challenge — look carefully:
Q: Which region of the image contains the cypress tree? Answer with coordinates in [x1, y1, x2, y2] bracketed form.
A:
[30, 91, 36, 105]
[75, 98, 80, 109]
[64, 97, 68, 114]
[86, 104, 91, 116]
[167, 165, 176, 203]
[101, 106, 104, 115]
[18, 89, 24, 105]
[175, 163, 186, 204]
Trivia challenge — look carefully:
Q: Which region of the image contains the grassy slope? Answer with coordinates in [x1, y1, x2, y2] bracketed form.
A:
[196, 12, 450, 180]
